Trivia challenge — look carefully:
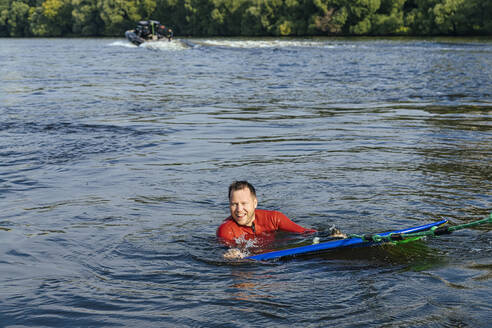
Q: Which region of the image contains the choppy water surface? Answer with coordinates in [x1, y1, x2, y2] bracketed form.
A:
[1, 37, 491, 327]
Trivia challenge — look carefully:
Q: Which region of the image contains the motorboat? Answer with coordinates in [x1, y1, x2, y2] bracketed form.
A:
[125, 20, 173, 46]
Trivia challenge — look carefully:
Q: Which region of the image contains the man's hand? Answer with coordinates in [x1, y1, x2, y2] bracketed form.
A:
[223, 248, 246, 259]
[330, 226, 347, 238]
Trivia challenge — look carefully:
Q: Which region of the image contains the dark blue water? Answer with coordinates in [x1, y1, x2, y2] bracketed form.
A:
[1, 37, 491, 327]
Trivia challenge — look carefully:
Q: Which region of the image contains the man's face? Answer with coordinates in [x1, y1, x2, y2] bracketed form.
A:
[229, 188, 257, 227]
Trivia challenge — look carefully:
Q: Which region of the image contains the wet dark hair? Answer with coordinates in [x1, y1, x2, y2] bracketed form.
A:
[228, 181, 256, 200]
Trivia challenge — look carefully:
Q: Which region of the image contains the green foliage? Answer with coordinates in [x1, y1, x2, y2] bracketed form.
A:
[72, 0, 103, 35]
[97, 0, 142, 36]
[307, 0, 347, 35]
[350, 16, 371, 34]
[372, 12, 405, 34]
[153, 0, 184, 34]
[343, 0, 380, 34]
[371, 0, 406, 34]
[31, 0, 72, 36]
[0, 0, 10, 35]
[477, 0, 492, 34]
[0, 0, 490, 37]
[241, 3, 263, 36]
[6, 1, 31, 36]
[432, 0, 480, 35]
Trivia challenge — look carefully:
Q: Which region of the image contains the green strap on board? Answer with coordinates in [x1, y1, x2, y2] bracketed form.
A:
[348, 213, 492, 243]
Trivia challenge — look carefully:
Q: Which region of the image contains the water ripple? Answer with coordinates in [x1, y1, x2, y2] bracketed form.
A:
[1, 37, 491, 327]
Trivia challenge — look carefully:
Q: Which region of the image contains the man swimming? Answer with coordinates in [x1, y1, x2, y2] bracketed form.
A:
[217, 181, 317, 258]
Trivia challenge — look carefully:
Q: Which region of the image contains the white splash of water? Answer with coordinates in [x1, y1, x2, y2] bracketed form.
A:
[109, 39, 190, 51]
[230, 236, 262, 257]
[109, 40, 137, 48]
[198, 39, 336, 49]
[141, 39, 191, 51]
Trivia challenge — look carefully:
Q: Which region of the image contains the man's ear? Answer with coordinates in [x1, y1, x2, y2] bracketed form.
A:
[254, 197, 258, 209]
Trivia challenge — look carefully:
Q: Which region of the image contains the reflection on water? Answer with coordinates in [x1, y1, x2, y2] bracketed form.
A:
[0, 37, 491, 327]
[468, 263, 492, 281]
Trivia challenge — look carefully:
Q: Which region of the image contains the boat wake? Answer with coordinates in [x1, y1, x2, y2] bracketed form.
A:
[110, 38, 336, 51]
[110, 39, 191, 51]
[111, 38, 492, 52]
[195, 39, 336, 49]
[141, 39, 192, 51]
[110, 40, 136, 48]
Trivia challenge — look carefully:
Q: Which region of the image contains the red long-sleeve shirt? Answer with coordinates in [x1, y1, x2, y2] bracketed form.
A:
[217, 209, 316, 245]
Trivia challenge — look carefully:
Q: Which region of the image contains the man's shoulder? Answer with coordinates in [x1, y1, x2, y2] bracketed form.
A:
[216, 217, 240, 243]
[218, 217, 234, 228]
[256, 208, 283, 215]
[217, 217, 236, 234]
[255, 208, 285, 220]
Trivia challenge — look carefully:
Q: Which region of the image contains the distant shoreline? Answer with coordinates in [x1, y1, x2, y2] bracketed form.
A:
[2, 0, 491, 38]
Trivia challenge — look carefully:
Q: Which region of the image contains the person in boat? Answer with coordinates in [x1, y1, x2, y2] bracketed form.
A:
[134, 20, 173, 41]
[217, 181, 317, 259]
[135, 21, 151, 39]
[158, 24, 173, 41]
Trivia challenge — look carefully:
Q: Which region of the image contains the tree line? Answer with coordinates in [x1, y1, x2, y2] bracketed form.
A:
[1, 0, 491, 37]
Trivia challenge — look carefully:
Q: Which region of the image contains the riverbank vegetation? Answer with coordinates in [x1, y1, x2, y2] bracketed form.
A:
[1, 0, 491, 37]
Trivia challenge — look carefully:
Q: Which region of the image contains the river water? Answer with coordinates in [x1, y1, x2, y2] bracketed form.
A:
[1, 37, 491, 327]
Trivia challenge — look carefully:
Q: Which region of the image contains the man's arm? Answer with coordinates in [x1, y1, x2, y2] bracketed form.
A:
[275, 211, 317, 233]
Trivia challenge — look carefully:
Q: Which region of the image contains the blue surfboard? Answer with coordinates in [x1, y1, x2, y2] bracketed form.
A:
[246, 220, 448, 261]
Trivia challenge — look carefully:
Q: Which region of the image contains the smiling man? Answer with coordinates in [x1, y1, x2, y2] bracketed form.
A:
[217, 181, 317, 256]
